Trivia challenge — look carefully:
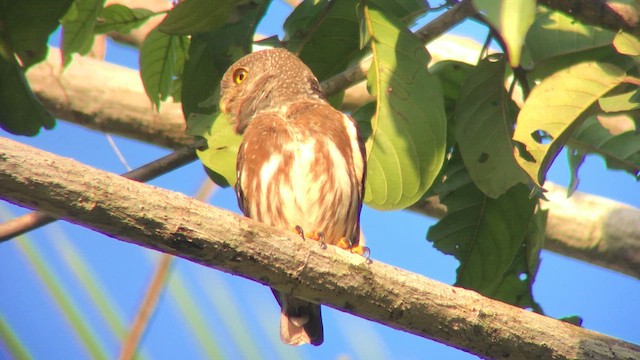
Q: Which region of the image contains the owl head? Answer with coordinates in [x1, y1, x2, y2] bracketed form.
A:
[219, 48, 325, 134]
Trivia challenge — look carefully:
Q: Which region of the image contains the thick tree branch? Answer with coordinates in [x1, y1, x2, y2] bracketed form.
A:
[1, 137, 638, 360]
[28, 48, 189, 149]
[540, 0, 640, 37]
[0, 138, 204, 241]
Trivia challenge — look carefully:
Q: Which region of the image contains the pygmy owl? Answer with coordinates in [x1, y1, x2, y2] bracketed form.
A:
[219, 48, 366, 346]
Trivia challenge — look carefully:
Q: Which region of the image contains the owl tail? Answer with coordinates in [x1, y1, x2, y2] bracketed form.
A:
[274, 290, 324, 346]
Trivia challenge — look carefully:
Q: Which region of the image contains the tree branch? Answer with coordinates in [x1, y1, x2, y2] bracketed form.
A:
[28, 47, 190, 149]
[1, 137, 638, 360]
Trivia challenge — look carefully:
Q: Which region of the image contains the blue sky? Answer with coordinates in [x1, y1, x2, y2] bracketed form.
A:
[0, 2, 638, 359]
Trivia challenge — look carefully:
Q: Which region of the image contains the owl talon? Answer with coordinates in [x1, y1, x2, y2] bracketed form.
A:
[336, 237, 370, 260]
[294, 227, 326, 248]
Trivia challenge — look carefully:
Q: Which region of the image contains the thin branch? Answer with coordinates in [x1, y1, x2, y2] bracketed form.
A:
[1, 137, 638, 360]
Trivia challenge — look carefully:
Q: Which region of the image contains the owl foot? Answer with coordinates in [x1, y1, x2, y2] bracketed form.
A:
[336, 237, 370, 259]
[294, 226, 327, 249]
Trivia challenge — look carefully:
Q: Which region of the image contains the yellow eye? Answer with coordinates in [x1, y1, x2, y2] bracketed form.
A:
[233, 68, 248, 84]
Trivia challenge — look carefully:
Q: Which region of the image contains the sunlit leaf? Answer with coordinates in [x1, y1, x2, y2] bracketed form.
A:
[453, 55, 529, 198]
[94, 4, 155, 34]
[427, 153, 542, 310]
[158, 0, 235, 35]
[513, 61, 626, 186]
[139, 29, 189, 110]
[599, 87, 640, 112]
[613, 31, 640, 56]
[188, 112, 242, 187]
[0, 0, 73, 68]
[474, 0, 536, 66]
[361, 5, 446, 209]
[61, 0, 104, 66]
[181, 1, 270, 119]
[0, 55, 55, 135]
[525, 10, 615, 65]
[569, 116, 640, 180]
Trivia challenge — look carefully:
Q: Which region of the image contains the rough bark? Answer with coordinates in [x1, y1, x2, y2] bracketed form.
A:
[1, 137, 638, 360]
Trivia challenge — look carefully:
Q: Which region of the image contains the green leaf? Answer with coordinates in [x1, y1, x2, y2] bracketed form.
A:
[453, 55, 529, 198]
[362, 5, 446, 209]
[284, 0, 363, 83]
[181, 1, 270, 119]
[158, 0, 235, 35]
[0, 55, 55, 135]
[61, 0, 104, 66]
[283, 0, 426, 83]
[0, 0, 73, 68]
[599, 87, 640, 112]
[188, 112, 242, 187]
[613, 31, 640, 56]
[94, 4, 155, 34]
[525, 10, 615, 65]
[430, 60, 475, 115]
[474, 0, 536, 66]
[139, 29, 189, 110]
[569, 116, 640, 179]
[427, 153, 542, 310]
[513, 61, 627, 186]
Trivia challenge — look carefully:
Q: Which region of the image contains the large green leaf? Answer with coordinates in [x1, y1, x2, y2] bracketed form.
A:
[453, 55, 529, 198]
[93, 4, 155, 35]
[181, 1, 270, 119]
[427, 153, 542, 310]
[139, 29, 189, 110]
[0, 0, 73, 68]
[188, 112, 242, 188]
[158, 0, 235, 35]
[61, 0, 104, 66]
[525, 10, 615, 65]
[568, 116, 640, 184]
[0, 55, 55, 135]
[513, 61, 627, 186]
[361, 5, 446, 209]
[474, 0, 536, 67]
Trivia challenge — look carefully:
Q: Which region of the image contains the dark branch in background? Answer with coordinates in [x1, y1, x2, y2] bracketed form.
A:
[540, 0, 640, 37]
[1, 137, 638, 360]
[0, 138, 205, 242]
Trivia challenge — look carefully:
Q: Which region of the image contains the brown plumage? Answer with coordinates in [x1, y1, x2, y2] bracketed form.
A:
[219, 48, 366, 346]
